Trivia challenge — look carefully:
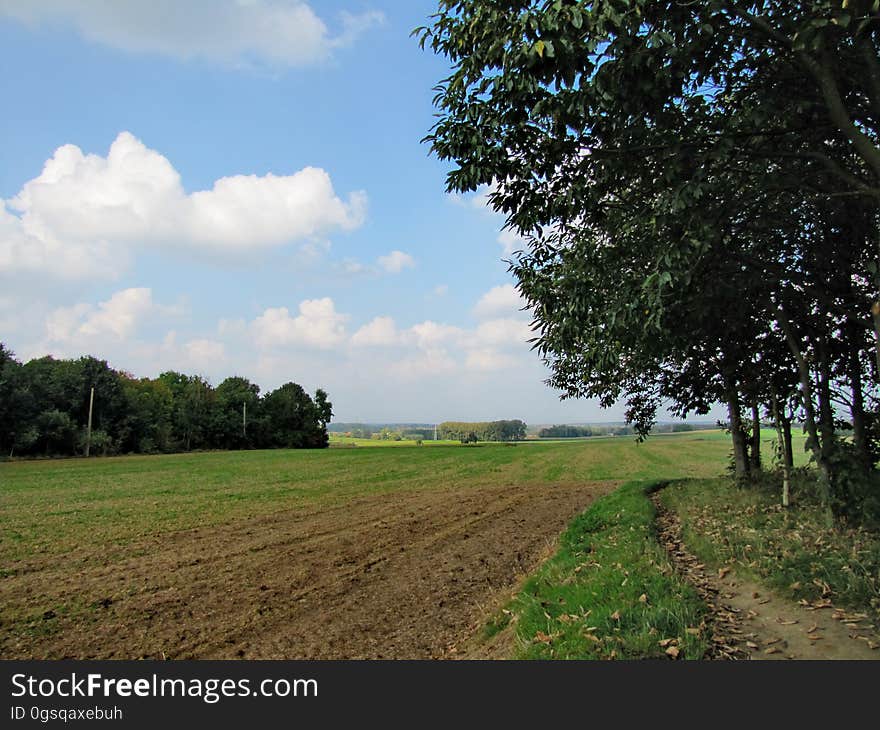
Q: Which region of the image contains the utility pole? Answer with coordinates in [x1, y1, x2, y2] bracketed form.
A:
[243, 401, 247, 438]
[85, 386, 95, 457]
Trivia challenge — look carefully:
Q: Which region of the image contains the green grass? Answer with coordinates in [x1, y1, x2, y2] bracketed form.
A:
[661, 477, 880, 620]
[495, 481, 709, 659]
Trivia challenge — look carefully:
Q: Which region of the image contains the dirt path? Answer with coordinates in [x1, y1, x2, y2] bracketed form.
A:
[654, 494, 880, 660]
[0, 481, 614, 659]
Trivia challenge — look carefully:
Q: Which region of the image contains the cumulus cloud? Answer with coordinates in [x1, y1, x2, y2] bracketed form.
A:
[1, 131, 366, 279]
[469, 318, 532, 348]
[497, 229, 528, 257]
[251, 297, 348, 349]
[45, 287, 155, 343]
[349, 307, 531, 376]
[351, 316, 401, 347]
[184, 338, 227, 366]
[0, 1, 384, 67]
[473, 284, 525, 319]
[465, 348, 519, 372]
[376, 250, 415, 274]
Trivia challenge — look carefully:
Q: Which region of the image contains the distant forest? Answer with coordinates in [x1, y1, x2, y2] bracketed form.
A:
[537, 423, 718, 438]
[0, 343, 332, 458]
[438, 420, 527, 442]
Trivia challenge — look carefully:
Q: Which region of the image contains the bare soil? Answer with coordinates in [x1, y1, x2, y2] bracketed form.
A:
[654, 495, 880, 660]
[0, 481, 614, 659]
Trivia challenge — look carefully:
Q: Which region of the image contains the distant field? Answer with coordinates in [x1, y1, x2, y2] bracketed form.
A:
[0, 429, 804, 659]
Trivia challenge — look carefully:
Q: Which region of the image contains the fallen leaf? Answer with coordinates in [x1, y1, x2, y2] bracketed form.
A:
[776, 618, 798, 625]
[807, 634, 822, 641]
[534, 631, 553, 644]
[746, 641, 759, 649]
[665, 646, 680, 659]
[685, 627, 701, 636]
[765, 647, 781, 655]
[638, 594, 648, 604]
[610, 610, 621, 621]
[718, 567, 731, 579]
[764, 638, 781, 646]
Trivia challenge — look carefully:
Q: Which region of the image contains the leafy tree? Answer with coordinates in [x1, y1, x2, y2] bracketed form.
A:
[212, 376, 262, 450]
[261, 383, 328, 449]
[419, 1, 880, 515]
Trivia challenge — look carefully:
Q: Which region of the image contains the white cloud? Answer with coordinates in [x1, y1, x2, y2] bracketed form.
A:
[251, 297, 348, 349]
[409, 321, 464, 349]
[45, 287, 155, 343]
[473, 284, 525, 319]
[497, 229, 527, 256]
[351, 316, 401, 347]
[377, 250, 415, 274]
[0, 1, 384, 67]
[433, 284, 448, 297]
[470, 318, 532, 348]
[391, 349, 457, 379]
[465, 348, 518, 372]
[184, 338, 227, 366]
[1, 131, 366, 279]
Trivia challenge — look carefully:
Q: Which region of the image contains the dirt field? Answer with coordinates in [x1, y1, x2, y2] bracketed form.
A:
[0, 480, 614, 659]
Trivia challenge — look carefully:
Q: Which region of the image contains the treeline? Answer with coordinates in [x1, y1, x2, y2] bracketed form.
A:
[438, 420, 527, 442]
[423, 2, 880, 523]
[0, 343, 332, 458]
[538, 425, 594, 438]
[329, 423, 435, 440]
[537, 423, 712, 438]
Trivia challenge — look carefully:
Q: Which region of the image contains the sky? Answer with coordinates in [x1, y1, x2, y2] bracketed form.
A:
[0, 0, 712, 425]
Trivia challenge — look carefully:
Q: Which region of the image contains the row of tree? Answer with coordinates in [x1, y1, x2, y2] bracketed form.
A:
[438, 420, 527, 441]
[0, 343, 332, 457]
[538, 425, 594, 438]
[420, 1, 880, 521]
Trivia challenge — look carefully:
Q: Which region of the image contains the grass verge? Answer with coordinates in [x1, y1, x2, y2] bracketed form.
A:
[661, 477, 880, 621]
[489, 481, 709, 659]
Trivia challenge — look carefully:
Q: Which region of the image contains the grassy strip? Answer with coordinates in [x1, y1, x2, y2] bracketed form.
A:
[661, 478, 880, 621]
[489, 481, 709, 659]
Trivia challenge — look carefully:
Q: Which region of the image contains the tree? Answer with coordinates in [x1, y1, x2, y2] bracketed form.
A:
[419, 1, 880, 515]
[261, 383, 328, 449]
[211, 376, 262, 450]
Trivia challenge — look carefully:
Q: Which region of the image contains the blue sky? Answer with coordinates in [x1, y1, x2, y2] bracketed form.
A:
[0, 0, 698, 424]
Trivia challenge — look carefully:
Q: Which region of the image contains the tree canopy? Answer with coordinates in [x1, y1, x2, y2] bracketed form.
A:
[0, 343, 332, 457]
[419, 0, 880, 520]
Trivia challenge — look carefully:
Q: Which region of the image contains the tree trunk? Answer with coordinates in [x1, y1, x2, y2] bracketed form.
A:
[782, 413, 794, 469]
[772, 394, 791, 508]
[874, 301, 880, 382]
[749, 401, 762, 473]
[847, 333, 868, 466]
[726, 388, 751, 483]
[777, 307, 833, 511]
